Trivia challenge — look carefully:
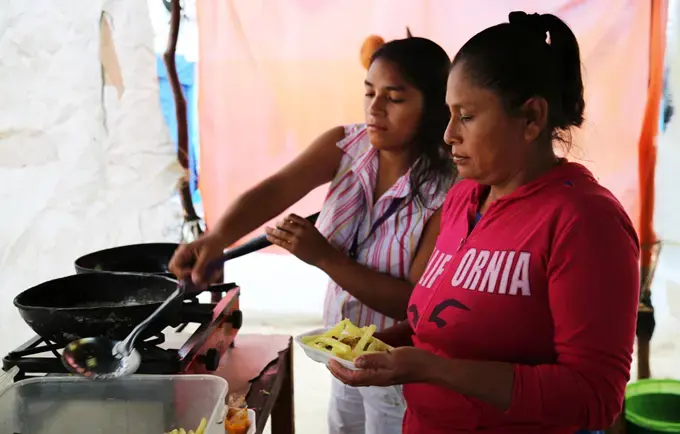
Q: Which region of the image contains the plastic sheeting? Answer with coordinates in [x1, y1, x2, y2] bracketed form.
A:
[0, 0, 182, 353]
[657, 4, 680, 246]
[654, 0, 680, 336]
[196, 0, 651, 243]
[147, 0, 198, 62]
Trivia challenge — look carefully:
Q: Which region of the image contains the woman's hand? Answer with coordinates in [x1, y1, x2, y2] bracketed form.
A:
[265, 214, 338, 267]
[168, 233, 226, 286]
[327, 347, 431, 388]
[372, 321, 415, 348]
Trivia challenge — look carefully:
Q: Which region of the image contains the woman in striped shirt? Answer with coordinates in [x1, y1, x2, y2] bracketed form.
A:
[169, 36, 455, 434]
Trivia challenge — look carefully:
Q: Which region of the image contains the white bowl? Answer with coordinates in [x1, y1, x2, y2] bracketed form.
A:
[294, 326, 406, 407]
[294, 327, 361, 370]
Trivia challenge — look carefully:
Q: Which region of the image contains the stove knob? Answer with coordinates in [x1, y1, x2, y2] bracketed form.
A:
[204, 348, 220, 371]
[228, 309, 243, 330]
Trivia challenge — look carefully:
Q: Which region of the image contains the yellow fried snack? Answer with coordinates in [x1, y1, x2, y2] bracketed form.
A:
[344, 321, 364, 337]
[165, 417, 207, 434]
[303, 319, 391, 362]
[195, 418, 207, 434]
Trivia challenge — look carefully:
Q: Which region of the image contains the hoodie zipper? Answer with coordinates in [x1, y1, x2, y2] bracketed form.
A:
[457, 198, 501, 252]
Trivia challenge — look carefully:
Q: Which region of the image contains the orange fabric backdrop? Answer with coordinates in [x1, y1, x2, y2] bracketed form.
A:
[638, 0, 667, 269]
[196, 0, 652, 246]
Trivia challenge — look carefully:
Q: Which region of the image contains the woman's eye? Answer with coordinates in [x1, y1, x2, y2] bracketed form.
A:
[460, 115, 473, 122]
[365, 93, 375, 98]
[389, 98, 405, 103]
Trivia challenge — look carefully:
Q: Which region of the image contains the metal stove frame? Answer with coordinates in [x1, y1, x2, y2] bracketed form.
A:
[3, 285, 242, 380]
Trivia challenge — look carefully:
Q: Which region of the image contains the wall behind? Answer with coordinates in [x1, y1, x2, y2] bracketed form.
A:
[196, 0, 650, 242]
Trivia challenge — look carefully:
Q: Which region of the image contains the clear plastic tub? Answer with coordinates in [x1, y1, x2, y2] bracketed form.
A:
[0, 374, 228, 434]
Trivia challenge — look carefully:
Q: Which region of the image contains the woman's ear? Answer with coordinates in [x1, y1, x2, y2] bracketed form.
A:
[360, 35, 385, 70]
[521, 97, 549, 142]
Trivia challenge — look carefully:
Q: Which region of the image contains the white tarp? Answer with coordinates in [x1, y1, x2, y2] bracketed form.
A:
[656, 0, 680, 246]
[147, 0, 199, 61]
[0, 0, 182, 354]
[647, 0, 680, 373]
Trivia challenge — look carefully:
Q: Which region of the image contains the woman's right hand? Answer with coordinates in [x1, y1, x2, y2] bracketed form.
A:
[168, 233, 226, 286]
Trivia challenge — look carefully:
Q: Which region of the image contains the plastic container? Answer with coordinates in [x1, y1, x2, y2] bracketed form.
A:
[245, 409, 256, 434]
[625, 379, 680, 433]
[0, 374, 228, 434]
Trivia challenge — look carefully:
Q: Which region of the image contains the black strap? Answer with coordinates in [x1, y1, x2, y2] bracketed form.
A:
[348, 199, 404, 259]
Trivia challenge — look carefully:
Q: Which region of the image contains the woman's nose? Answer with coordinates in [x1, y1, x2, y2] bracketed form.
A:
[368, 97, 386, 116]
[444, 119, 460, 145]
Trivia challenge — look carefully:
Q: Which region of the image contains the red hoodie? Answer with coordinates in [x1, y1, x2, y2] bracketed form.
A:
[402, 162, 640, 433]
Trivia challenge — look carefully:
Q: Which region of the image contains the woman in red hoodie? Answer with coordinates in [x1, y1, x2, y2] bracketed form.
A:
[329, 11, 640, 434]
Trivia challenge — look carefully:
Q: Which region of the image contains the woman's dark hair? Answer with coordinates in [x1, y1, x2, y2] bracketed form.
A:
[370, 36, 455, 205]
[452, 11, 585, 146]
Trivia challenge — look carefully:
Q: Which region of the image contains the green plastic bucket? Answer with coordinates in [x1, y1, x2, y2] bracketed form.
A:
[625, 379, 680, 433]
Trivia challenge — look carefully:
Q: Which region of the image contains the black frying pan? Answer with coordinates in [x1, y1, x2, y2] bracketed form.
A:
[16, 212, 321, 345]
[74, 242, 178, 278]
[14, 272, 183, 345]
[73, 212, 322, 276]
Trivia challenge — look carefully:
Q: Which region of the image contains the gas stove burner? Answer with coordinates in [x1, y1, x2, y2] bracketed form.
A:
[3, 334, 180, 379]
[5, 287, 242, 380]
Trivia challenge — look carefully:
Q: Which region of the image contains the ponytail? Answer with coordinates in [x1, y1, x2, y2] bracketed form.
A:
[453, 11, 586, 146]
[542, 14, 585, 129]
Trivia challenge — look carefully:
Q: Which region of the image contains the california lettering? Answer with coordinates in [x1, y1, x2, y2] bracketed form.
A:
[419, 247, 532, 296]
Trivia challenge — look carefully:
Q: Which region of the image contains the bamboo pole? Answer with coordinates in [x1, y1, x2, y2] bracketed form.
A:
[163, 0, 202, 228]
[163, 0, 188, 171]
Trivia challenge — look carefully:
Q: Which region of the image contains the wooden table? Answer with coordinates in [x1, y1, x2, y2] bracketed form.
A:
[245, 336, 295, 434]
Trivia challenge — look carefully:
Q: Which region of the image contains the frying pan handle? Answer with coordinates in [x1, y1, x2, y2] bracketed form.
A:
[206, 212, 320, 274]
[205, 282, 238, 293]
[118, 286, 184, 357]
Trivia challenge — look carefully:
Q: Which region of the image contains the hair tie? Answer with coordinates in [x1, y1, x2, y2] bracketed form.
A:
[509, 11, 548, 44]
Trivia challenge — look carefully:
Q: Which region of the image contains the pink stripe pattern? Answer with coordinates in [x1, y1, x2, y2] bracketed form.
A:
[316, 124, 450, 330]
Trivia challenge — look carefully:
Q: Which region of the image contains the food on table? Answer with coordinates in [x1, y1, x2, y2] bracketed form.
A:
[301, 319, 392, 361]
[165, 417, 207, 434]
[227, 394, 247, 409]
[225, 393, 250, 434]
[225, 407, 249, 434]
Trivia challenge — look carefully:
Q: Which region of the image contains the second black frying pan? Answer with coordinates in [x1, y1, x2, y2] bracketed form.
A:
[73, 212, 321, 276]
[74, 242, 178, 278]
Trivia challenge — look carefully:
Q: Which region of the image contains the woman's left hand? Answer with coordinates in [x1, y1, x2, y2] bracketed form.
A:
[265, 213, 337, 267]
[328, 347, 430, 388]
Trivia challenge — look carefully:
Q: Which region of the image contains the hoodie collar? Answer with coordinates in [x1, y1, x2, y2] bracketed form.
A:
[469, 160, 595, 206]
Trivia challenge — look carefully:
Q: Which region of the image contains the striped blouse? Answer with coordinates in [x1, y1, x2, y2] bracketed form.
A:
[316, 124, 451, 331]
